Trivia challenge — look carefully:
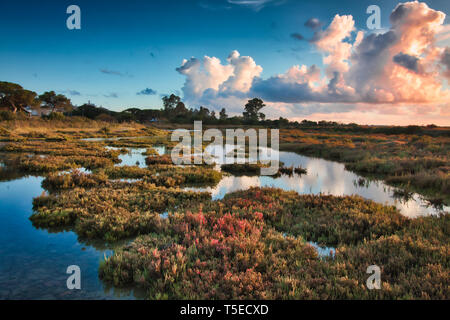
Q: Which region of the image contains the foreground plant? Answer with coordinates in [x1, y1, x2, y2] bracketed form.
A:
[99, 187, 449, 299]
[31, 181, 211, 242]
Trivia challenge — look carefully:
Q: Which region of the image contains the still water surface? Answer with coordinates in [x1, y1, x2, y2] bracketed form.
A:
[0, 141, 447, 299]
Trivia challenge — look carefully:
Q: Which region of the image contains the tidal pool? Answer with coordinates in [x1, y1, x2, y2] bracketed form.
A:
[107, 145, 166, 168]
[0, 141, 447, 299]
[0, 176, 139, 299]
[108, 143, 447, 217]
[183, 145, 449, 218]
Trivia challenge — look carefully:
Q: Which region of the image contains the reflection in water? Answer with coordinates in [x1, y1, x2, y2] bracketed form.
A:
[308, 242, 335, 258]
[185, 146, 449, 218]
[0, 141, 447, 299]
[108, 146, 166, 168]
[0, 176, 136, 299]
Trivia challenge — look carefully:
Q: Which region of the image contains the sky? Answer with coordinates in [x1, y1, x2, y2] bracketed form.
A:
[0, 0, 449, 125]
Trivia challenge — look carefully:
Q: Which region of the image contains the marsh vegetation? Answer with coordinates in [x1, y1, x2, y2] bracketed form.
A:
[0, 117, 448, 299]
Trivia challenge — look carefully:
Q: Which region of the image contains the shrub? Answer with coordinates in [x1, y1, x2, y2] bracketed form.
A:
[44, 112, 65, 121]
[42, 170, 108, 191]
[0, 110, 16, 121]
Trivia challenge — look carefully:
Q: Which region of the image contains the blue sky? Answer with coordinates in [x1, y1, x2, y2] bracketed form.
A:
[0, 0, 449, 123]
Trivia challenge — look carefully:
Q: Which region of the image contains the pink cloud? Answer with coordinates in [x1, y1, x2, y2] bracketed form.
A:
[176, 1, 450, 125]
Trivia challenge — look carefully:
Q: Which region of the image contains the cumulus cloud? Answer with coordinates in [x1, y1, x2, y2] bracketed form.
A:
[393, 52, 421, 73]
[176, 50, 261, 107]
[176, 1, 450, 121]
[441, 47, 450, 79]
[311, 14, 356, 76]
[346, 1, 448, 103]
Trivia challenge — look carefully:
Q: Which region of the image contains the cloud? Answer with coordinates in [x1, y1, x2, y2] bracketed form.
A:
[290, 33, 304, 41]
[346, 1, 448, 103]
[99, 68, 132, 77]
[60, 90, 81, 96]
[311, 14, 356, 76]
[441, 47, 450, 79]
[176, 1, 450, 122]
[176, 50, 262, 106]
[304, 18, 322, 29]
[226, 0, 284, 11]
[393, 52, 421, 73]
[104, 93, 119, 98]
[199, 0, 283, 11]
[137, 88, 157, 95]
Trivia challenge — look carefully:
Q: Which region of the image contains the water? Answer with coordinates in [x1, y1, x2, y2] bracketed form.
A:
[107, 146, 166, 168]
[0, 176, 137, 299]
[308, 242, 336, 258]
[184, 145, 449, 218]
[106, 143, 447, 217]
[0, 140, 447, 299]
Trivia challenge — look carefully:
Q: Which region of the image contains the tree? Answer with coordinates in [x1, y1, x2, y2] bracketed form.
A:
[243, 98, 265, 123]
[174, 101, 188, 116]
[162, 94, 181, 113]
[197, 106, 210, 120]
[219, 108, 228, 121]
[39, 91, 72, 113]
[0, 81, 38, 113]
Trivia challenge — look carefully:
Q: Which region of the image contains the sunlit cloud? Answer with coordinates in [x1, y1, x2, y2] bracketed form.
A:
[177, 1, 450, 125]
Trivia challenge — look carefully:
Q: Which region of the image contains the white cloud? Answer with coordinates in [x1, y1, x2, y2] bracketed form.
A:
[176, 1, 450, 122]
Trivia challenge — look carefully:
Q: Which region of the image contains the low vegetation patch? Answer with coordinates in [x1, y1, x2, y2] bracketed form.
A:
[280, 129, 450, 205]
[31, 182, 211, 242]
[42, 170, 108, 191]
[277, 165, 307, 176]
[220, 162, 269, 175]
[99, 187, 449, 299]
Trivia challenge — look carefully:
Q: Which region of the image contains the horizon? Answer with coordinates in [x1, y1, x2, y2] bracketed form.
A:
[1, 0, 449, 125]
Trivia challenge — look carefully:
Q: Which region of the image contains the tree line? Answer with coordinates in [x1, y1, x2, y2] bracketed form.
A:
[0, 81, 72, 115]
[0, 81, 445, 136]
[0, 81, 268, 125]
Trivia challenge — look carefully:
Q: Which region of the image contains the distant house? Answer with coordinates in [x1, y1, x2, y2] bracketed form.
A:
[40, 109, 54, 116]
[23, 106, 43, 117]
[23, 106, 32, 117]
[23, 106, 58, 117]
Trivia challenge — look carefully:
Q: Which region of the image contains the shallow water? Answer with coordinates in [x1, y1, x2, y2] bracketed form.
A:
[107, 146, 166, 168]
[0, 176, 139, 299]
[0, 140, 447, 299]
[184, 145, 449, 218]
[308, 242, 336, 258]
[107, 143, 447, 217]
